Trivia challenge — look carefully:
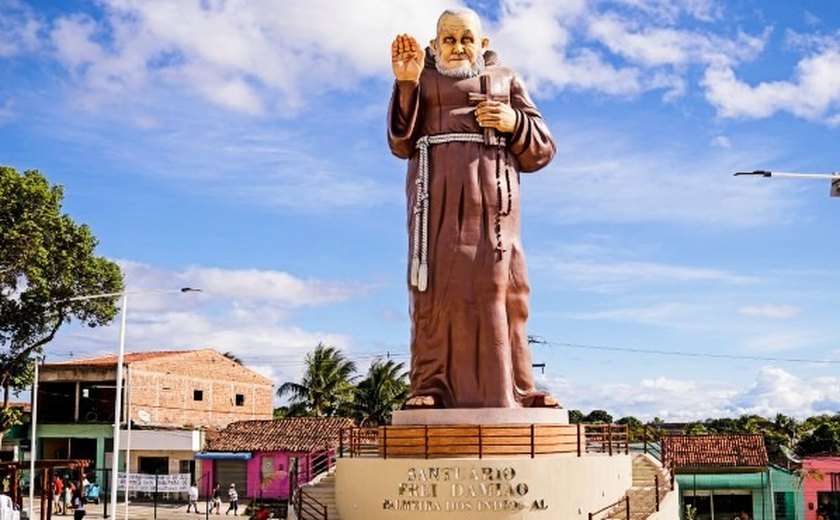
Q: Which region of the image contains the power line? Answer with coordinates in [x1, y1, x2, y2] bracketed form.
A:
[528, 337, 840, 365]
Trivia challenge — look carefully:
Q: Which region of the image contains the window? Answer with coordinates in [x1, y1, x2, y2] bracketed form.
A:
[193, 390, 203, 401]
[235, 394, 245, 406]
[774, 491, 794, 520]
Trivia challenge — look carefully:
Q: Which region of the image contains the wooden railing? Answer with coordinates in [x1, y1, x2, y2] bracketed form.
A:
[290, 448, 336, 520]
[584, 424, 629, 455]
[589, 495, 629, 520]
[339, 423, 629, 459]
[292, 488, 328, 520]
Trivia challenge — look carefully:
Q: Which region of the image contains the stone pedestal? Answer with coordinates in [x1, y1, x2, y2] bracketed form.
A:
[336, 455, 632, 519]
[333, 408, 636, 519]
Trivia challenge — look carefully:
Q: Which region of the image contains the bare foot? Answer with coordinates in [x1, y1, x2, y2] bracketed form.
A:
[404, 395, 437, 408]
[527, 394, 561, 408]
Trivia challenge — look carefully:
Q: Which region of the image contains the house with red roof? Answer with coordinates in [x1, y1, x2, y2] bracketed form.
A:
[663, 434, 802, 519]
[198, 418, 353, 501]
[21, 349, 273, 494]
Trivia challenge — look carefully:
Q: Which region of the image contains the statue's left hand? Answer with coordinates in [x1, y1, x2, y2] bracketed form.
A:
[475, 101, 516, 133]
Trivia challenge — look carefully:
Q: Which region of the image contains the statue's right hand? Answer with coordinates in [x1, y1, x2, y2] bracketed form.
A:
[391, 34, 424, 83]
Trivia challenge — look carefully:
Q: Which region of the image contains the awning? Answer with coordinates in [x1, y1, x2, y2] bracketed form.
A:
[195, 452, 252, 460]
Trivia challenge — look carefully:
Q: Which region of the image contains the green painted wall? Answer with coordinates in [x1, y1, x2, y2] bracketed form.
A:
[676, 468, 805, 520]
[36, 424, 113, 469]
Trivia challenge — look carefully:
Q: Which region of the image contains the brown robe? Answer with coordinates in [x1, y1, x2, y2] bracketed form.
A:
[388, 49, 556, 408]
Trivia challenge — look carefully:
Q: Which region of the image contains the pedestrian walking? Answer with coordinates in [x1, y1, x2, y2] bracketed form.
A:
[186, 482, 200, 513]
[225, 483, 238, 516]
[72, 488, 85, 520]
[209, 482, 221, 515]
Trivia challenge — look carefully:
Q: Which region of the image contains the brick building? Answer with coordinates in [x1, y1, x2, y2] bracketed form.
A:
[30, 349, 273, 485]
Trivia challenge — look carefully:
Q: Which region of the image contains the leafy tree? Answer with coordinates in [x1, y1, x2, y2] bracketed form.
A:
[797, 422, 840, 456]
[276, 343, 357, 418]
[704, 417, 738, 434]
[684, 422, 709, 435]
[353, 359, 409, 426]
[616, 416, 645, 442]
[584, 409, 613, 424]
[1, 167, 123, 439]
[565, 409, 585, 424]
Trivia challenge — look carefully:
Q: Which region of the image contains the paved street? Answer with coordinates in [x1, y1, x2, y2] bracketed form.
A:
[20, 498, 253, 520]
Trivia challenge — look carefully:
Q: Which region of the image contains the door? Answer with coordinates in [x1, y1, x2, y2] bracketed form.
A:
[214, 460, 248, 499]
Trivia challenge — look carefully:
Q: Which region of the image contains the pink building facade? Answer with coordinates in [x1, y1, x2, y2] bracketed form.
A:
[802, 456, 840, 520]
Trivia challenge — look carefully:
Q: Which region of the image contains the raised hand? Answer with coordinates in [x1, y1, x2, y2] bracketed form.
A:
[391, 34, 424, 83]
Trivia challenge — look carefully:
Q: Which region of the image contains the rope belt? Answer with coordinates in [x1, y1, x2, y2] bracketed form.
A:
[411, 132, 509, 292]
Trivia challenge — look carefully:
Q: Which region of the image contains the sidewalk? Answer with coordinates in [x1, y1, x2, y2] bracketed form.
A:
[21, 499, 247, 520]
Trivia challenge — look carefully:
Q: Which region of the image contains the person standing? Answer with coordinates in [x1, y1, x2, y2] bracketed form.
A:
[186, 482, 200, 513]
[53, 475, 64, 514]
[225, 483, 238, 516]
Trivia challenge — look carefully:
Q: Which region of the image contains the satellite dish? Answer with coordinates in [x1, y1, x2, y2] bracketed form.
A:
[780, 445, 802, 464]
[137, 409, 151, 424]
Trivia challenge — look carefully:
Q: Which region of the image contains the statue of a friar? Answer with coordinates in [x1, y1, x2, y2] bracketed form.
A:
[388, 8, 558, 409]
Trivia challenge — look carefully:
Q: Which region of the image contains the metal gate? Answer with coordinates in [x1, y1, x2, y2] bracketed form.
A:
[214, 460, 248, 499]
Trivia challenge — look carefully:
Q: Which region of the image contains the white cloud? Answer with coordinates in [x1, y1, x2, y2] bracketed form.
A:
[738, 304, 802, 320]
[0, 0, 41, 57]
[548, 366, 840, 420]
[703, 48, 840, 123]
[534, 255, 756, 292]
[0, 99, 14, 123]
[14, 0, 764, 114]
[742, 331, 823, 353]
[568, 303, 691, 324]
[526, 125, 802, 227]
[710, 135, 731, 149]
[732, 366, 840, 417]
[51, 259, 366, 397]
[45, 0, 456, 113]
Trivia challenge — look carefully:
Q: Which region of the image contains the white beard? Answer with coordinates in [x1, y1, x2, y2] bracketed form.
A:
[434, 52, 485, 79]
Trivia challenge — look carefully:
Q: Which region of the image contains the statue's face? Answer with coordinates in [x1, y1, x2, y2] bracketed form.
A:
[432, 13, 488, 71]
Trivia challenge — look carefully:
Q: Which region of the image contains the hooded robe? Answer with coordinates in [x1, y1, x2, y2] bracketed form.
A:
[388, 48, 556, 408]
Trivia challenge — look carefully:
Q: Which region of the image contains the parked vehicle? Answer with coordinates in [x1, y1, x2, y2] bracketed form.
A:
[83, 483, 100, 505]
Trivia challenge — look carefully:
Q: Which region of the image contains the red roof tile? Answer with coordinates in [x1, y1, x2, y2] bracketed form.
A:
[47, 350, 192, 366]
[205, 418, 355, 453]
[663, 434, 768, 469]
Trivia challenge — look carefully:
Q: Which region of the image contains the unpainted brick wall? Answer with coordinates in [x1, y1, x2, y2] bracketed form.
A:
[126, 350, 273, 429]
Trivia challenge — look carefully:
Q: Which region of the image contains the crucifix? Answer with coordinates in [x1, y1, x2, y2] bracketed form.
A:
[469, 74, 510, 146]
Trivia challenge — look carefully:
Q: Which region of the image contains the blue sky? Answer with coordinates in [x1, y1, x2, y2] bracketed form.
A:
[2, 0, 840, 421]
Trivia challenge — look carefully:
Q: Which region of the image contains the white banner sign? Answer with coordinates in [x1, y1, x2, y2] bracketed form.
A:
[116, 473, 191, 493]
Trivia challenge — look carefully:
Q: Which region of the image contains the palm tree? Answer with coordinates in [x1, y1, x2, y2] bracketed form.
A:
[222, 351, 244, 365]
[353, 359, 410, 426]
[276, 343, 357, 418]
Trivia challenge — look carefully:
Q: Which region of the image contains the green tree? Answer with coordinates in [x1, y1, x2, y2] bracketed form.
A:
[796, 422, 840, 456]
[353, 359, 410, 426]
[584, 410, 613, 424]
[1, 166, 123, 438]
[276, 343, 357, 418]
[684, 422, 709, 435]
[616, 416, 645, 442]
[567, 410, 584, 424]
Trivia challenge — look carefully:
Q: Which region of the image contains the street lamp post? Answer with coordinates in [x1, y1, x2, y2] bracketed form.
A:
[60, 287, 201, 519]
[734, 170, 840, 197]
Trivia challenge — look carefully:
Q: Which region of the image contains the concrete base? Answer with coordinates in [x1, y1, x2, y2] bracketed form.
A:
[336, 454, 631, 520]
[393, 408, 569, 426]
